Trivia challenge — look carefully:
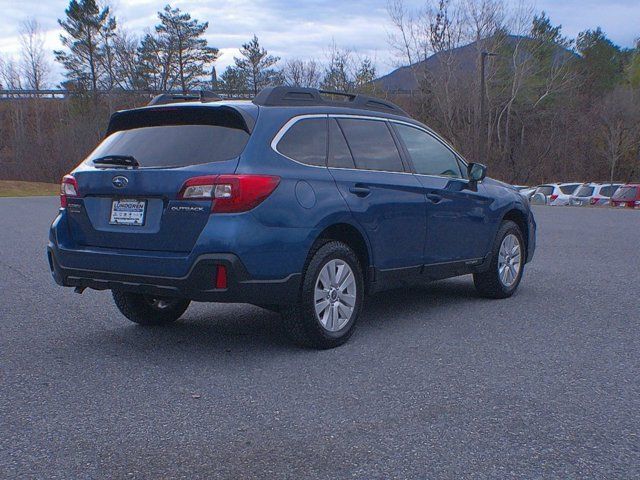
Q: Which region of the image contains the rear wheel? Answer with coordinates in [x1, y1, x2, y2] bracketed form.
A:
[282, 241, 364, 349]
[473, 220, 525, 299]
[112, 290, 190, 325]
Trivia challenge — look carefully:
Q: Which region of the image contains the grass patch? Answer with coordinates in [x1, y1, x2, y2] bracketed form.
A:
[0, 180, 59, 197]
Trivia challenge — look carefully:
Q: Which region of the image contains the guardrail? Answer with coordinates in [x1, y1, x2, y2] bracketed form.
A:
[0, 89, 254, 99]
[0, 88, 417, 99]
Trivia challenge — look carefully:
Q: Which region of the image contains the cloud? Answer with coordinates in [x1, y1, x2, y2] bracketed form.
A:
[0, 0, 637, 86]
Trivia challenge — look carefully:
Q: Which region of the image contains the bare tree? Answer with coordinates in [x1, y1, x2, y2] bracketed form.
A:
[319, 43, 377, 93]
[283, 59, 321, 88]
[18, 19, 50, 90]
[492, 8, 578, 178]
[0, 57, 23, 90]
[111, 30, 144, 90]
[387, 0, 418, 68]
[597, 87, 640, 190]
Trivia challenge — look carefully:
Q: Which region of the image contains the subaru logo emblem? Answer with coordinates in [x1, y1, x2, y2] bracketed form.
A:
[112, 176, 128, 188]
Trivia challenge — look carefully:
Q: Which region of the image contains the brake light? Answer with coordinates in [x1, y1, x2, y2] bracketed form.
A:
[60, 174, 79, 208]
[590, 197, 598, 205]
[549, 194, 558, 202]
[178, 175, 280, 213]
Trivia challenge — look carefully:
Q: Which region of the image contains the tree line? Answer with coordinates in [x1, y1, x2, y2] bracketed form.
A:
[0, 1, 376, 95]
[387, 0, 640, 184]
[0, 0, 638, 185]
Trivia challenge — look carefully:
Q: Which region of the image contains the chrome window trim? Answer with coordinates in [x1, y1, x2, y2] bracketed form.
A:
[270, 113, 469, 180]
[270, 114, 328, 169]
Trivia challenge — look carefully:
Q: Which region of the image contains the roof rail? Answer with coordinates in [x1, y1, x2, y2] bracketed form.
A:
[147, 90, 222, 106]
[252, 86, 409, 117]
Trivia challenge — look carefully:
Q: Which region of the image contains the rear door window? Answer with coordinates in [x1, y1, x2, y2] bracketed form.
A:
[337, 118, 405, 172]
[91, 107, 251, 168]
[394, 123, 462, 178]
[277, 117, 327, 166]
[328, 119, 355, 169]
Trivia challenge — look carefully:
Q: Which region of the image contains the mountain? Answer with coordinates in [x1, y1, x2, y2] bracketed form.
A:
[375, 35, 575, 92]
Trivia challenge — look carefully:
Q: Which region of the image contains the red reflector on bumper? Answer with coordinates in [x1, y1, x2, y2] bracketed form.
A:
[216, 265, 228, 289]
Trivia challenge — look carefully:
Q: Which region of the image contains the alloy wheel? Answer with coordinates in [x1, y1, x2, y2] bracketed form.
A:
[313, 259, 357, 332]
[498, 233, 522, 287]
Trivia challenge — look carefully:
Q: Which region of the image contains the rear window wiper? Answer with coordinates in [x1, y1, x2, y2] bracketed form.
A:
[92, 155, 140, 168]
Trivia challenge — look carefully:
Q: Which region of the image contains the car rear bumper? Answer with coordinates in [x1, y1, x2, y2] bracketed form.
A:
[47, 245, 301, 305]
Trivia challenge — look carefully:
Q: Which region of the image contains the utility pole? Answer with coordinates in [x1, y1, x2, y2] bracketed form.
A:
[479, 51, 497, 163]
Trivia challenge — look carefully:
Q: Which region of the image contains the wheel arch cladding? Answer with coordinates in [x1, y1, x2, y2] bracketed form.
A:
[501, 208, 529, 261]
[315, 223, 371, 282]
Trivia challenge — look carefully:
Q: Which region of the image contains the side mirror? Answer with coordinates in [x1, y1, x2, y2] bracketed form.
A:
[467, 163, 487, 183]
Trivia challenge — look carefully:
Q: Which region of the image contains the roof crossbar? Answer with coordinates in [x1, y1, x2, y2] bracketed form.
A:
[147, 90, 222, 106]
[252, 86, 408, 117]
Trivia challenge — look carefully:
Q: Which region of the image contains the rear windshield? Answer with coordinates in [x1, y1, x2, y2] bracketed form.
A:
[536, 186, 554, 196]
[574, 185, 594, 197]
[560, 184, 579, 194]
[612, 186, 638, 201]
[89, 107, 250, 168]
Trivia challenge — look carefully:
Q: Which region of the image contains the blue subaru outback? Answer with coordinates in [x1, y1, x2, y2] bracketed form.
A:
[48, 87, 536, 348]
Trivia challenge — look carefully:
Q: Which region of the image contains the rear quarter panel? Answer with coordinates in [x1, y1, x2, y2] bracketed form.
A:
[227, 108, 372, 279]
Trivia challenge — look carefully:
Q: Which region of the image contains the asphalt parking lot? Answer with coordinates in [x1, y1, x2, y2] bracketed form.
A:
[1, 197, 639, 479]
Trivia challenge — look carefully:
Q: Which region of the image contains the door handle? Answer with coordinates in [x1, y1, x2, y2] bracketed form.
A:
[349, 185, 371, 197]
[426, 193, 443, 204]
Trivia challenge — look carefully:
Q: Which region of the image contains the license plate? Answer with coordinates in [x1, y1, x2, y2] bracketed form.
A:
[110, 199, 146, 226]
[618, 203, 626, 208]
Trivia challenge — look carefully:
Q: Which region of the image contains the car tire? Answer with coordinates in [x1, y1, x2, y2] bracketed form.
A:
[112, 290, 190, 325]
[281, 240, 364, 349]
[473, 220, 525, 299]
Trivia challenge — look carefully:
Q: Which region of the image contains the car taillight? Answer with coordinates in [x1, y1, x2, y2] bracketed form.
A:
[178, 175, 280, 213]
[60, 174, 79, 208]
[549, 194, 558, 202]
[590, 197, 598, 205]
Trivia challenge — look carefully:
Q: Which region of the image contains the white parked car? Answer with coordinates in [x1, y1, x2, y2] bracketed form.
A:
[517, 186, 536, 199]
[570, 183, 621, 206]
[533, 183, 581, 205]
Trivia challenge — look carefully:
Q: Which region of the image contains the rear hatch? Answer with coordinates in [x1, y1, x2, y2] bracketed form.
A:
[611, 186, 638, 207]
[65, 104, 253, 253]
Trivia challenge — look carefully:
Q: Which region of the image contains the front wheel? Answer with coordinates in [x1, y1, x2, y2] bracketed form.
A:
[282, 241, 364, 349]
[112, 290, 190, 325]
[473, 220, 525, 299]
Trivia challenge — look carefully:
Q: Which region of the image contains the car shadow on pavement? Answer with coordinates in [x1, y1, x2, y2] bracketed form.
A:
[83, 277, 482, 357]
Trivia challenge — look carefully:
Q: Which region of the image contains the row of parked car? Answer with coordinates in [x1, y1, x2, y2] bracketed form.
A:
[516, 182, 640, 208]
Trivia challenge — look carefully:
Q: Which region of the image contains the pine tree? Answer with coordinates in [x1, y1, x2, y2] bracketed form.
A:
[140, 5, 219, 93]
[576, 28, 625, 95]
[54, 0, 116, 92]
[219, 66, 248, 96]
[230, 35, 281, 96]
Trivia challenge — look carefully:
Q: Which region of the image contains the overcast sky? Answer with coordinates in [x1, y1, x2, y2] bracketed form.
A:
[0, 0, 638, 86]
